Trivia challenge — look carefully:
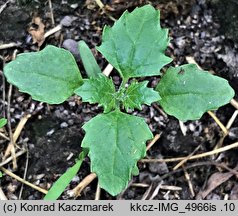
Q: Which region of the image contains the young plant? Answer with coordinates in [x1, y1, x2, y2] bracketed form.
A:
[0, 118, 7, 128]
[3, 5, 234, 197]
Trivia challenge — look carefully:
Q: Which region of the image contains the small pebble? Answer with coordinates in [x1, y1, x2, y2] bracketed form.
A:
[67, 119, 74, 125]
[62, 39, 80, 60]
[60, 122, 68, 128]
[60, 16, 76, 27]
[46, 129, 55, 136]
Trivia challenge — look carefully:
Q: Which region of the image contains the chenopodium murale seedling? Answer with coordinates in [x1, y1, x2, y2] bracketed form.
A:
[3, 5, 234, 196]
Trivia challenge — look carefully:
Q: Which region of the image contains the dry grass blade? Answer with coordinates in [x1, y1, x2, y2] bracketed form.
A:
[0, 167, 48, 194]
[160, 185, 182, 191]
[226, 110, 238, 130]
[0, 42, 21, 50]
[213, 110, 238, 151]
[48, 0, 55, 26]
[44, 25, 62, 38]
[4, 114, 31, 163]
[132, 183, 183, 191]
[173, 144, 201, 170]
[0, 67, 6, 118]
[95, 182, 101, 200]
[72, 173, 97, 197]
[13, 114, 31, 143]
[103, 64, 113, 76]
[18, 150, 29, 199]
[183, 166, 195, 197]
[149, 182, 163, 200]
[0, 132, 9, 141]
[152, 103, 168, 119]
[0, 149, 26, 167]
[5, 83, 17, 169]
[186, 56, 202, 69]
[0, 187, 7, 200]
[141, 184, 153, 200]
[141, 141, 238, 163]
[179, 120, 187, 136]
[207, 111, 228, 135]
[0, 0, 10, 14]
[146, 133, 161, 151]
[230, 99, 238, 110]
[131, 183, 149, 188]
[95, 0, 104, 9]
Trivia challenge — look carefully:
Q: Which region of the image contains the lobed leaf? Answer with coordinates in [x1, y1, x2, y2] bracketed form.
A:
[74, 74, 116, 113]
[97, 5, 172, 80]
[156, 64, 235, 121]
[81, 110, 153, 195]
[0, 118, 7, 128]
[78, 40, 102, 78]
[44, 150, 87, 200]
[123, 81, 161, 111]
[4, 45, 83, 104]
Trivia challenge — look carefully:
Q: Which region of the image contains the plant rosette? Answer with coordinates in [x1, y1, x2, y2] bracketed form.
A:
[4, 5, 234, 197]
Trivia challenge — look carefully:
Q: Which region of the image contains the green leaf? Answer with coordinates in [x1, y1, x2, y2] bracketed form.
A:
[156, 64, 235, 121]
[123, 81, 161, 111]
[44, 150, 87, 200]
[78, 40, 102, 78]
[4, 45, 83, 104]
[75, 74, 116, 113]
[97, 5, 172, 80]
[0, 118, 7, 128]
[0, 171, 3, 178]
[82, 110, 153, 196]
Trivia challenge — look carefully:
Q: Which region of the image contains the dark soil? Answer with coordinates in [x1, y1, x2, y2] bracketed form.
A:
[0, 0, 238, 200]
